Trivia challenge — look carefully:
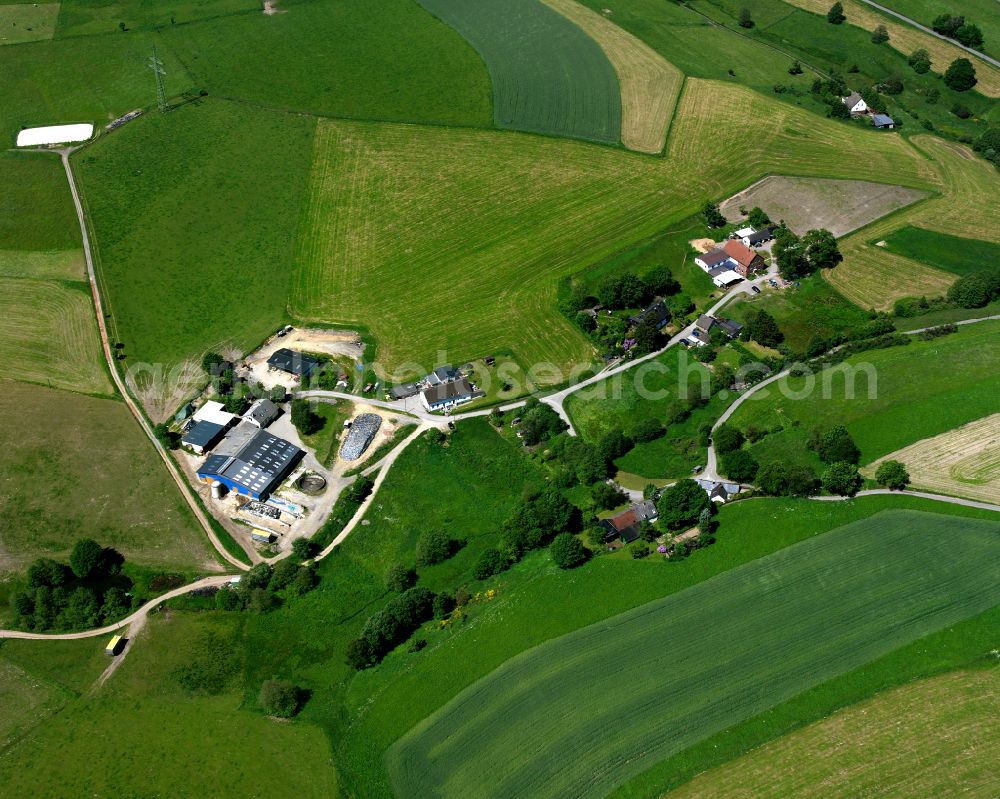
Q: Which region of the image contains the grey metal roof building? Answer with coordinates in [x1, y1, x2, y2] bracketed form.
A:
[242, 398, 281, 428]
[181, 421, 225, 454]
[196, 421, 303, 500]
[421, 377, 476, 411]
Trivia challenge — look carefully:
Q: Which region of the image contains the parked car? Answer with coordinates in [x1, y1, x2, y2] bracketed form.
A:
[751, 285, 761, 294]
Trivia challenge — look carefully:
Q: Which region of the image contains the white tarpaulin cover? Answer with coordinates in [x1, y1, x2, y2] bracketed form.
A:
[16, 123, 94, 147]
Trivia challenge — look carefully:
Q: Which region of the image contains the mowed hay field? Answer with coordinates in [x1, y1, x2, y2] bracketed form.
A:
[0, 383, 218, 574]
[866, 414, 1000, 503]
[778, 0, 1000, 96]
[729, 320, 1000, 465]
[387, 510, 1000, 799]
[542, 0, 683, 153]
[825, 137, 1000, 310]
[415, 0, 621, 143]
[293, 79, 940, 377]
[668, 668, 1000, 799]
[0, 151, 107, 394]
[0, 279, 110, 395]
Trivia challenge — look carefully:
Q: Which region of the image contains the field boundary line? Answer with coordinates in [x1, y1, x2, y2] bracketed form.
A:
[60, 146, 250, 572]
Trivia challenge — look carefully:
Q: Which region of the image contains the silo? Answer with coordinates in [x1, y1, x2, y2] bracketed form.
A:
[211, 480, 224, 499]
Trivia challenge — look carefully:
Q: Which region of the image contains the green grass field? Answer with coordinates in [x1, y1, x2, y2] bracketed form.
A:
[53, 0, 259, 36]
[0, 612, 338, 799]
[415, 0, 621, 143]
[162, 0, 492, 128]
[725, 275, 871, 353]
[879, 225, 998, 276]
[566, 346, 730, 479]
[293, 79, 936, 379]
[76, 98, 315, 373]
[729, 320, 1000, 466]
[669, 668, 1000, 798]
[0, 2, 59, 44]
[386, 509, 1000, 798]
[0, 151, 80, 253]
[0, 383, 218, 577]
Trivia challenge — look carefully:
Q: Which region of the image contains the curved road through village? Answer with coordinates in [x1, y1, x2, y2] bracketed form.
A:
[7, 159, 999, 651]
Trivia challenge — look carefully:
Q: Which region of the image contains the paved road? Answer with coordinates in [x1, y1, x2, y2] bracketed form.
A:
[60, 148, 249, 573]
[857, 0, 1000, 69]
[811, 488, 1000, 513]
[0, 575, 235, 641]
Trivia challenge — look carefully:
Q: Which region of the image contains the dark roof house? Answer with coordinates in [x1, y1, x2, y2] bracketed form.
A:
[197, 422, 303, 500]
[425, 365, 459, 387]
[267, 348, 321, 378]
[628, 300, 670, 330]
[390, 382, 420, 400]
[715, 318, 744, 338]
[695, 314, 716, 334]
[242, 398, 280, 429]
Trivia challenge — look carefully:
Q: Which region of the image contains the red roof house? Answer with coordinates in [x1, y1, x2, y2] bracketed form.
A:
[723, 240, 765, 277]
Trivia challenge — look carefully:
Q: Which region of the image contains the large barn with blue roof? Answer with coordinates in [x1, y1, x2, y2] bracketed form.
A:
[196, 421, 303, 500]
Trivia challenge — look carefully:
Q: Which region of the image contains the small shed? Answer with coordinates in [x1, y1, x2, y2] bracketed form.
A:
[105, 635, 124, 655]
[872, 113, 895, 129]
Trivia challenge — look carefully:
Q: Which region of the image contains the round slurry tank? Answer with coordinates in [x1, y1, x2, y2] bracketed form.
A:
[297, 474, 327, 495]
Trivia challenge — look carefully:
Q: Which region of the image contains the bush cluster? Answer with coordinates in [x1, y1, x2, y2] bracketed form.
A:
[346, 586, 435, 669]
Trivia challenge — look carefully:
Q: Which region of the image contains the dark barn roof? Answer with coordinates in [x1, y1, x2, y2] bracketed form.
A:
[267, 348, 321, 377]
[182, 420, 225, 450]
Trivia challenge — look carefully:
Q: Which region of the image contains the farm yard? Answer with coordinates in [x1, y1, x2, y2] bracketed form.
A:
[0, 384, 218, 576]
[386, 510, 1000, 799]
[293, 78, 939, 378]
[729, 320, 1000, 466]
[668, 668, 1000, 799]
[541, 0, 683, 153]
[719, 176, 927, 237]
[414, 0, 622, 143]
[866, 414, 1000, 503]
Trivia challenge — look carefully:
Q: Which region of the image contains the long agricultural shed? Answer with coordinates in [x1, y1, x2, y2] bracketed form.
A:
[16, 123, 94, 147]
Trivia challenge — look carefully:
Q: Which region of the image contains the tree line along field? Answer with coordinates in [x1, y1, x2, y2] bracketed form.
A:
[292, 78, 942, 381]
[541, 0, 683, 153]
[825, 137, 1000, 310]
[0, 384, 220, 579]
[727, 320, 1000, 468]
[386, 510, 1000, 799]
[415, 0, 622, 144]
[865, 413, 1000, 504]
[0, 613, 337, 799]
[874, 0, 1000, 60]
[879, 225, 998, 275]
[668, 668, 1000, 799]
[776, 0, 1000, 96]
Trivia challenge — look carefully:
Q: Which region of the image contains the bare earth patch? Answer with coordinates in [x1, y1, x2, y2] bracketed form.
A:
[262, 0, 286, 15]
[721, 176, 927, 237]
[864, 413, 1000, 504]
[689, 238, 717, 253]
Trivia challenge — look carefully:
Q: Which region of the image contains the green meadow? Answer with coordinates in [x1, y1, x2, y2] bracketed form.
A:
[387, 510, 1000, 799]
[728, 319, 1000, 466]
[880, 225, 998, 276]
